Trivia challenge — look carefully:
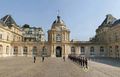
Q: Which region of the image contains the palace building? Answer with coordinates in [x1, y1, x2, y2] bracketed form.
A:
[0, 14, 120, 58]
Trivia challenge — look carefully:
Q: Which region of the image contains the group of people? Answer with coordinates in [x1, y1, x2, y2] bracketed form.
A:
[68, 54, 88, 68]
[33, 56, 45, 63]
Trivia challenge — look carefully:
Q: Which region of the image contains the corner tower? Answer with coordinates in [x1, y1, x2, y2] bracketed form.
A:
[48, 15, 70, 57]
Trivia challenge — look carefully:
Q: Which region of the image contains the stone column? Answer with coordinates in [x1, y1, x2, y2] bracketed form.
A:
[8, 45, 11, 56]
[21, 46, 23, 56]
[79, 46, 81, 55]
[77, 46, 80, 55]
[11, 46, 14, 56]
[64, 32, 66, 41]
[51, 45, 53, 56]
[52, 45, 55, 57]
[18, 46, 20, 56]
[2, 45, 6, 57]
[64, 45, 65, 56]
[68, 32, 70, 41]
[52, 33, 53, 42]
[85, 46, 89, 57]
[29, 46, 33, 56]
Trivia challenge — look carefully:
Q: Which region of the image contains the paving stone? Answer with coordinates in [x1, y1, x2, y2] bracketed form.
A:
[0, 57, 119, 77]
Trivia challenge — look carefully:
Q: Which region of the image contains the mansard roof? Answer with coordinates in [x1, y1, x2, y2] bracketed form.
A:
[112, 19, 120, 26]
[0, 15, 17, 27]
[22, 24, 30, 28]
[99, 14, 116, 28]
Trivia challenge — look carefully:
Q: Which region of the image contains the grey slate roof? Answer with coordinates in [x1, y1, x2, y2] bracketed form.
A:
[112, 19, 120, 26]
[99, 14, 116, 27]
[0, 15, 17, 27]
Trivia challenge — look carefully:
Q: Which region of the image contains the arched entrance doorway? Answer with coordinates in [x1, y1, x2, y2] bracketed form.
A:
[56, 46, 62, 57]
[14, 46, 18, 56]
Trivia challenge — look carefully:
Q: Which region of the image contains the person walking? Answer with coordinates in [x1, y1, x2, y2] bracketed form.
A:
[34, 56, 36, 63]
[42, 56, 44, 62]
[63, 56, 65, 61]
[81, 57, 83, 67]
[79, 57, 81, 66]
[85, 57, 88, 68]
[83, 57, 85, 68]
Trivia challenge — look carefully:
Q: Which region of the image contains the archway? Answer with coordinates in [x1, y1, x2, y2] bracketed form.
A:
[71, 46, 75, 55]
[90, 46, 94, 56]
[14, 46, 18, 55]
[23, 46, 28, 55]
[32, 46, 37, 56]
[6, 46, 9, 55]
[56, 46, 62, 57]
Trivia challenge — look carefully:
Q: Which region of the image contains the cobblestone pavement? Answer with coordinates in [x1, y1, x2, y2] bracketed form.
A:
[0, 57, 120, 77]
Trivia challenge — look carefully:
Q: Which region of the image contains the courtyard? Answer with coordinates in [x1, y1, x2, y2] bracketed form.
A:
[0, 57, 119, 77]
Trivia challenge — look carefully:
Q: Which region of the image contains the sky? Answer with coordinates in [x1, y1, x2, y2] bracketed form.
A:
[0, 0, 120, 41]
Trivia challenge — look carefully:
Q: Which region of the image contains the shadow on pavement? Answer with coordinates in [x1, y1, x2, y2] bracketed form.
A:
[89, 57, 120, 67]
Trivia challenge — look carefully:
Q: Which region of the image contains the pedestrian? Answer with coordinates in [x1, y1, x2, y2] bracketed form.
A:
[34, 56, 36, 63]
[63, 56, 65, 61]
[79, 57, 81, 66]
[85, 57, 88, 68]
[83, 57, 85, 68]
[81, 57, 83, 67]
[42, 56, 44, 62]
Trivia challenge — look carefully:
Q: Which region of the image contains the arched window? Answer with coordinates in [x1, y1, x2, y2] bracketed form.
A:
[109, 46, 112, 56]
[32, 46, 37, 55]
[100, 46, 104, 56]
[0, 45, 3, 55]
[6, 46, 9, 55]
[81, 47, 85, 55]
[23, 46, 28, 55]
[42, 46, 47, 56]
[71, 46, 75, 54]
[56, 34, 61, 42]
[115, 45, 119, 58]
[90, 47, 94, 55]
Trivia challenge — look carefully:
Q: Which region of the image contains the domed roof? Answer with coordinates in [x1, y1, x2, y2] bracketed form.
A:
[51, 16, 68, 30]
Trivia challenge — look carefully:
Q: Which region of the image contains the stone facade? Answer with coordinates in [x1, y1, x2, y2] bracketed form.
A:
[0, 14, 120, 58]
[0, 15, 22, 57]
[91, 14, 120, 58]
[47, 16, 71, 57]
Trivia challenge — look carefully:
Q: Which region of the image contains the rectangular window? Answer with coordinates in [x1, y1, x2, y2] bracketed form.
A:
[81, 47, 85, 55]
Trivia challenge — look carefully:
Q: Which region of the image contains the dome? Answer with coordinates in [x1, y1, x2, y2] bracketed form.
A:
[51, 16, 68, 30]
[53, 16, 65, 24]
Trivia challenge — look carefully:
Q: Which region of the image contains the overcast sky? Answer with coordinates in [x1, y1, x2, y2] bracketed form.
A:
[0, 0, 120, 41]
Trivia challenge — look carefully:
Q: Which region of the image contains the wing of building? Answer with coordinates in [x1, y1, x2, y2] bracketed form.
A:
[0, 14, 120, 58]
